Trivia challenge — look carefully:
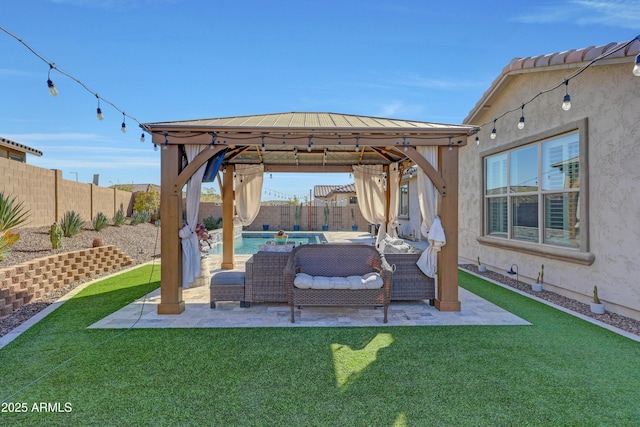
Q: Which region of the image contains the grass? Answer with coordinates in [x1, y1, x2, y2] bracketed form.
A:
[1, 268, 639, 426]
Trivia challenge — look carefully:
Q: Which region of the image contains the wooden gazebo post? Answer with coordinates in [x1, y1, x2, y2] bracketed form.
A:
[221, 165, 235, 269]
[158, 142, 185, 314]
[435, 145, 460, 311]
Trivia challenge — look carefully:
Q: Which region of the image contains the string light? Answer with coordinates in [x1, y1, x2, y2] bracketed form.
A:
[261, 135, 265, 151]
[120, 113, 127, 133]
[0, 25, 145, 140]
[355, 136, 360, 152]
[475, 36, 639, 141]
[518, 104, 525, 130]
[96, 95, 104, 120]
[562, 80, 571, 111]
[475, 131, 480, 145]
[139, 133, 145, 142]
[153, 144, 158, 152]
[209, 132, 216, 149]
[46, 64, 58, 96]
[448, 136, 453, 151]
[162, 133, 168, 150]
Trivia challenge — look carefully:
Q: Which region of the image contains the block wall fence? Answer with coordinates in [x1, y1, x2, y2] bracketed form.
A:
[0, 157, 134, 228]
[199, 203, 370, 232]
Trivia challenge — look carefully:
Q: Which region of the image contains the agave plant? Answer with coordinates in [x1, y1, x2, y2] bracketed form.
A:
[112, 209, 126, 227]
[60, 211, 84, 237]
[92, 212, 109, 231]
[0, 191, 30, 232]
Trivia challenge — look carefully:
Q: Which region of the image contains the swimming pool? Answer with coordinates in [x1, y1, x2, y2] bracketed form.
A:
[207, 232, 327, 255]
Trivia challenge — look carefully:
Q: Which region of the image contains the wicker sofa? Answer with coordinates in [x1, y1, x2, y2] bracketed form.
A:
[283, 244, 393, 323]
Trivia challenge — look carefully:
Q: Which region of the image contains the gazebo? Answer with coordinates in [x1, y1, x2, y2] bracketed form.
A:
[142, 112, 476, 315]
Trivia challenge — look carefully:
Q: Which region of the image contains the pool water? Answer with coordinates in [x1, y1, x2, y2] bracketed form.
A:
[208, 232, 327, 255]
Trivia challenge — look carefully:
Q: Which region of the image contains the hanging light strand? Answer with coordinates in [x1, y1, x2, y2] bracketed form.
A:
[0, 25, 145, 135]
[476, 35, 639, 142]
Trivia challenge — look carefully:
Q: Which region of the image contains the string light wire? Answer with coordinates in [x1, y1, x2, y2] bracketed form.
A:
[476, 35, 639, 137]
[0, 25, 145, 134]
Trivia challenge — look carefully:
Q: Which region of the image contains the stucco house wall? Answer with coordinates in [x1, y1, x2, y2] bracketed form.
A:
[460, 54, 640, 320]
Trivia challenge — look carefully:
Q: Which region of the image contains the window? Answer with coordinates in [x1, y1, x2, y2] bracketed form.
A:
[484, 131, 580, 249]
[349, 196, 357, 204]
[399, 183, 409, 217]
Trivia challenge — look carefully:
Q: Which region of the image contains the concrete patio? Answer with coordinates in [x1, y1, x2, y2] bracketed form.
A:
[89, 232, 530, 329]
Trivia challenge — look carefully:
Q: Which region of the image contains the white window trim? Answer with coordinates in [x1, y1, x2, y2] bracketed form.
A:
[477, 118, 594, 265]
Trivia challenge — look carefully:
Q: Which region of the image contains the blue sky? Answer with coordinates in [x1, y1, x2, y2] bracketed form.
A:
[1, 0, 639, 199]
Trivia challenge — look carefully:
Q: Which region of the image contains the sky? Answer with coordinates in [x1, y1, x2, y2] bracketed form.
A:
[1, 0, 639, 200]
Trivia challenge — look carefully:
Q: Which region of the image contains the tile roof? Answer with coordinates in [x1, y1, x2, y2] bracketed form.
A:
[314, 183, 355, 198]
[465, 39, 640, 123]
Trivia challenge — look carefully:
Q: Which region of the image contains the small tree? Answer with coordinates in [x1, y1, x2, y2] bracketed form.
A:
[133, 187, 160, 217]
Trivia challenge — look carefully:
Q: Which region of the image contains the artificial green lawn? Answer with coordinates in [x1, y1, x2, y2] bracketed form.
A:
[1, 266, 639, 426]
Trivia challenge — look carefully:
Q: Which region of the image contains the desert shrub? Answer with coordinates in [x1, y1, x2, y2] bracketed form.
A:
[202, 216, 222, 230]
[0, 191, 30, 232]
[130, 210, 151, 226]
[112, 209, 126, 227]
[92, 212, 109, 231]
[0, 231, 19, 262]
[133, 188, 160, 218]
[60, 211, 84, 237]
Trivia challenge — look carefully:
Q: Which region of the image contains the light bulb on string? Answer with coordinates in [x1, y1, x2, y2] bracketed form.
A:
[475, 134, 480, 146]
[153, 144, 158, 152]
[518, 105, 525, 130]
[490, 119, 497, 140]
[633, 54, 640, 76]
[139, 133, 145, 143]
[121, 113, 127, 133]
[209, 132, 216, 149]
[162, 133, 168, 150]
[46, 64, 58, 96]
[96, 96, 104, 120]
[562, 80, 571, 111]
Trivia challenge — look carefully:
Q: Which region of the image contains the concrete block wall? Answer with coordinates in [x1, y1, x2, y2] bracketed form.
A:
[0, 157, 58, 226]
[0, 157, 133, 228]
[198, 203, 369, 231]
[0, 246, 133, 318]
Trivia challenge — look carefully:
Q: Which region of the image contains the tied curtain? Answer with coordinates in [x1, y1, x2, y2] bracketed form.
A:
[353, 163, 400, 244]
[415, 146, 445, 279]
[180, 145, 209, 288]
[234, 164, 264, 226]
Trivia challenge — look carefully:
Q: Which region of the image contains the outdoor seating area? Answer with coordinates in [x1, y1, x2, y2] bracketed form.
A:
[206, 232, 437, 322]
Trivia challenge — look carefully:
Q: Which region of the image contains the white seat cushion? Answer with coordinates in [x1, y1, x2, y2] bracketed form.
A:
[294, 272, 383, 290]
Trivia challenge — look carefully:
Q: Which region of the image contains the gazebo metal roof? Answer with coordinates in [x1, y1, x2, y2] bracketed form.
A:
[143, 112, 476, 172]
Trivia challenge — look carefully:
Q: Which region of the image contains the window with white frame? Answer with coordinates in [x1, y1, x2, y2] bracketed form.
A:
[484, 131, 580, 249]
[399, 183, 409, 217]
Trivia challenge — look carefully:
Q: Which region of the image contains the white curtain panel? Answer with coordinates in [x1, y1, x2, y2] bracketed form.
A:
[387, 162, 400, 237]
[353, 164, 386, 243]
[180, 145, 209, 288]
[235, 164, 264, 226]
[415, 147, 445, 279]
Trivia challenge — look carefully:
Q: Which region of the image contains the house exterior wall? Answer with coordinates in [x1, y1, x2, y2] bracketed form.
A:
[460, 61, 640, 320]
[0, 157, 133, 228]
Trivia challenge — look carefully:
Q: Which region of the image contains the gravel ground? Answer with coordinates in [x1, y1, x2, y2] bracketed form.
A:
[1, 226, 639, 339]
[461, 264, 640, 337]
[0, 223, 161, 337]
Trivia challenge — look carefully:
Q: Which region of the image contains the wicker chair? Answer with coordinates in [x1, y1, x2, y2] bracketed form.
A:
[243, 251, 290, 306]
[384, 252, 435, 304]
[283, 244, 393, 323]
